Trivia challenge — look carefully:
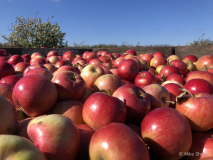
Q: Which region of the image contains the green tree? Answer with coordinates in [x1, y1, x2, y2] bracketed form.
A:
[187, 33, 213, 46]
[1, 12, 68, 48]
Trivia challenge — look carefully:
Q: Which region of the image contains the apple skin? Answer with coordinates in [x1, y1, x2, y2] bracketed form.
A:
[126, 49, 137, 55]
[141, 107, 192, 160]
[160, 66, 181, 78]
[27, 114, 80, 160]
[99, 55, 112, 64]
[54, 60, 70, 68]
[47, 50, 58, 57]
[141, 53, 153, 65]
[143, 83, 170, 110]
[112, 52, 120, 59]
[183, 131, 213, 160]
[170, 59, 188, 77]
[17, 117, 34, 140]
[110, 68, 118, 76]
[183, 59, 196, 72]
[0, 75, 21, 87]
[113, 57, 125, 68]
[163, 83, 184, 108]
[166, 73, 186, 85]
[89, 123, 150, 160]
[150, 56, 167, 69]
[25, 67, 53, 80]
[112, 84, 151, 124]
[50, 100, 85, 125]
[76, 124, 95, 160]
[85, 52, 97, 63]
[8, 54, 24, 65]
[182, 55, 198, 62]
[153, 51, 165, 57]
[52, 71, 86, 101]
[167, 55, 180, 63]
[81, 64, 105, 88]
[62, 50, 76, 61]
[0, 95, 19, 134]
[186, 71, 213, 86]
[184, 78, 213, 95]
[82, 92, 127, 130]
[31, 52, 42, 59]
[0, 83, 14, 105]
[23, 64, 47, 76]
[93, 74, 123, 95]
[43, 63, 57, 73]
[117, 59, 139, 81]
[176, 93, 213, 131]
[88, 58, 102, 65]
[30, 57, 46, 65]
[0, 49, 11, 57]
[47, 55, 59, 64]
[0, 135, 47, 160]
[12, 74, 58, 117]
[0, 61, 15, 79]
[80, 87, 94, 103]
[196, 55, 213, 71]
[134, 71, 156, 88]
[14, 62, 30, 75]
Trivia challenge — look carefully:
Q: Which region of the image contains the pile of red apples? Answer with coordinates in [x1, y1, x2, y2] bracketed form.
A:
[0, 48, 213, 160]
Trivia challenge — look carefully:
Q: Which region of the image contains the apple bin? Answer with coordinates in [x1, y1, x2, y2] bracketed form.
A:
[1, 48, 213, 159]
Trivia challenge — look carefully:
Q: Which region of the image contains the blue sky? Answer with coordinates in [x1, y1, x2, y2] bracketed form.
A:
[0, 0, 213, 46]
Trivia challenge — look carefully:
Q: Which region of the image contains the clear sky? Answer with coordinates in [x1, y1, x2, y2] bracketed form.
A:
[0, 0, 213, 47]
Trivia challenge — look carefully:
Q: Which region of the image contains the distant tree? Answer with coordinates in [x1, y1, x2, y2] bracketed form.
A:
[1, 12, 68, 48]
[187, 33, 213, 46]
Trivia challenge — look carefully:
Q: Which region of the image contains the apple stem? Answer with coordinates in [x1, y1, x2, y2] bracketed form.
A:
[176, 88, 194, 103]
[161, 73, 166, 82]
[165, 101, 175, 104]
[204, 65, 208, 72]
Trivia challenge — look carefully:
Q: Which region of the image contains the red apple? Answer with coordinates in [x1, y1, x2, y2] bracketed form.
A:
[141, 53, 153, 65]
[0, 61, 15, 79]
[143, 84, 170, 110]
[14, 62, 30, 75]
[163, 83, 184, 108]
[82, 92, 127, 130]
[17, 118, 33, 140]
[117, 59, 139, 81]
[89, 123, 150, 160]
[182, 55, 198, 62]
[52, 71, 86, 101]
[88, 58, 102, 65]
[141, 107, 192, 160]
[54, 60, 69, 68]
[76, 124, 95, 160]
[0, 135, 47, 160]
[27, 114, 80, 160]
[160, 66, 181, 79]
[112, 52, 120, 59]
[184, 131, 213, 160]
[0, 83, 14, 104]
[47, 50, 58, 57]
[80, 87, 94, 103]
[99, 55, 112, 64]
[170, 59, 188, 77]
[153, 51, 165, 57]
[8, 54, 24, 65]
[0, 49, 11, 57]
[112, 84, 151, 124]
[150, 56, 167, 69]
[48, 55, 60, 64]
[84, 52, 97, 63]
[186, 71, 213, 86]
[126, 49, 137, 55]
[93, 74, 123, 95]
[113, 57, 125, 68]
[0, 75, 21, 87]
[0, 56, 9, 61]
[176, 93, 213, 131]
[80, 64, 105, 88]
[25, 67, 53, 80]
[12, 74, 58, 117]
[31, 52, 42, 59]
[184, 78, 213, 95]
[196, 55, 213, 71]
[110, 68, 118, 76]
[23, 64, 46, 76]
[166, 73, 186, 85]
[43, 63, 57, 73]
[0, 95, 19, 134]
[134, 71, 156, 88]
[50, 100, 84, 125]
[62, 50, 76, 61]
